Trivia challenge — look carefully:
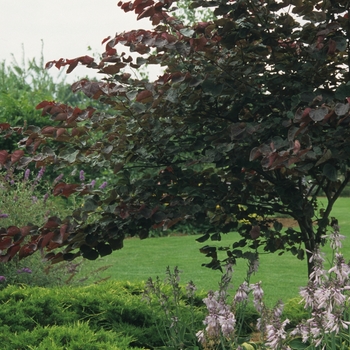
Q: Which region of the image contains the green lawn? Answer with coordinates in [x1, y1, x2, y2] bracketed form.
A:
[90, 197, 350, 307]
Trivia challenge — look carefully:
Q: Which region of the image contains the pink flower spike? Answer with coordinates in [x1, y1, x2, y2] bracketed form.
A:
[99, 181, 107, 189]
[79, 170, 85, 182]
[24, 169, 30, 180]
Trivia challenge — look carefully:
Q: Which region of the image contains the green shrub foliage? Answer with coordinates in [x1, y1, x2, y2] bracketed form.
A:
[0, 281, 205, 348]
[1, 321, 136, 350]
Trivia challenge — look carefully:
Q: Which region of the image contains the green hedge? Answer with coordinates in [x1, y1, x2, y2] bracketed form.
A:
[2, 322, 133, 350]
[0, 281, 163, 349]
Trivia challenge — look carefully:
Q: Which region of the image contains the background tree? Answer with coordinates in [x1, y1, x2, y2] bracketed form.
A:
[0, 52, 85, 150]
[0, 0, 350, 276]
[174, 0, 216, 24]
[0, 50, 110, 183]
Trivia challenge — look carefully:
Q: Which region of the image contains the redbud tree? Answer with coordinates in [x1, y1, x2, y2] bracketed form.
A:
[1, 0, 350, 276]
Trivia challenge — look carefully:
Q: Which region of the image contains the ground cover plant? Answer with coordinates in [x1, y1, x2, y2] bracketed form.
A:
[0, 281, 165, 349]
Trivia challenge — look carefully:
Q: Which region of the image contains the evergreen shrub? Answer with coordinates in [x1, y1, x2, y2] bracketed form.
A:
[0, 280, 199, 348]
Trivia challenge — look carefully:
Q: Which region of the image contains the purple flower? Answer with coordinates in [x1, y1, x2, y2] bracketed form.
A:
[17, 267, 32, 274]
[99, 181, 107, 189]
[322, 225, 346, 251]
[273, 300, 284, 318]
[90, 180, 96, 188]
[186, 280, 197, 298]
[36, 167, 45, 181]
[264, 319, 290, 349]
[0, 276, 6, 282]
[0, 213, 9, 219]
[54, 173, 64, 184]
[251, 282, 264, 312]
[43, 193, 49, 204]
[79, 170, 85, 182]
[24, 169, 30, 181]
[234, 281, 249, 303]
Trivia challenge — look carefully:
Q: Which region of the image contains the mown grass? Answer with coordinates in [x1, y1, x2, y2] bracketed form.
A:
[89, 197, 350, 307]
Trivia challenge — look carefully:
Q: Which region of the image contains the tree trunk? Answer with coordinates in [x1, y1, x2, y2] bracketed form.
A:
[305, 242, 315, 278]
[298, 217, 317, 278]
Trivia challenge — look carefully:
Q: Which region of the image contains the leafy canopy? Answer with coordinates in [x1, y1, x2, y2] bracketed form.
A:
[1, 0, 350, 275]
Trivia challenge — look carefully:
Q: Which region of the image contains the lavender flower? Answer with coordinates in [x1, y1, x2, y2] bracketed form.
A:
[308, 248, 327, 285]
[54, 173, 64, 184]
[328, 253, 350, 284]
[79, 170, 85, 182]
[299, 282, 317, 309]
[198, 290, 236, 344]
[24, 169, 30, 181]
[0, 213, 9, 219]
[99, 181, 107, 189]
[17, 267, 32, 274]
[251, 282, 264, 312]
[220, 312, 236, 338]
[90, 180, 96, 188]
[234, 281, 249, 303]
[326, 225, 345, 251]
[36, 167, 45, 181]
[273, 300, 284, 318]
[0, 276, 5, 282]
[43, 193, 49, 204]
[264, 318, 290, 349]
[295, 228, 350, 348]
[185, 280, 197, 298]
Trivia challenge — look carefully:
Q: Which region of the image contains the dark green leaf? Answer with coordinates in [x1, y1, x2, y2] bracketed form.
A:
[288, 338, 310, 349]
[335, 84, 350, 100]
[82, 249, 99, 260]
[290, 247, 298, 256]
[297, 249, 304, 260]
[82, 198, 98, 212]
[196, 233, 210, 243]
[211, 233, 221, 241]
[322, 163, 338, 182]
[201, 79, 223, 97]
[273, 221, 283, 232]
[96, 243, 113, 257]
